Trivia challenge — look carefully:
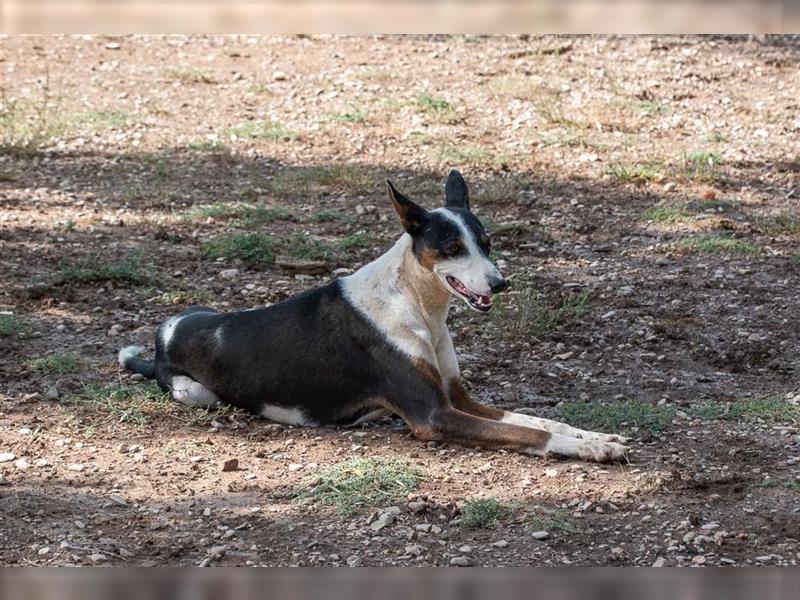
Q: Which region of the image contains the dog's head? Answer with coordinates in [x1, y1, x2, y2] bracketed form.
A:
[386, 169, 508, 313]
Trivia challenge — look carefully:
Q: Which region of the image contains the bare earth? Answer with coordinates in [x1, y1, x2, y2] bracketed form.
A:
[1, 35, 799, 567]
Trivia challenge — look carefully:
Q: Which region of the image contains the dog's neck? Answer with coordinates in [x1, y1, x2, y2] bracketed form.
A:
[397, 236, 452, 331]
[342, 234, 452, 344]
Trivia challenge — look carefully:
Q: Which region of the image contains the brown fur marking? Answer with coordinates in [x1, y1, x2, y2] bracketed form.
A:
[448, 379, 505, 420]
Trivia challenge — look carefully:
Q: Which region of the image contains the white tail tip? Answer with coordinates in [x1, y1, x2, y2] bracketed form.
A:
[118, 345, 145, 368]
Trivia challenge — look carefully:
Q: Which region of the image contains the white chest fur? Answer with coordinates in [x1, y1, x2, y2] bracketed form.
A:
[340, 235, 450, 364]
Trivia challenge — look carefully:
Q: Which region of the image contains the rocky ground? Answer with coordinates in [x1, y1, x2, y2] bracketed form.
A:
[1, 35, 799, 566]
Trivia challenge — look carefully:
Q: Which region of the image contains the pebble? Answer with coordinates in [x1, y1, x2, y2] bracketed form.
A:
[44, 386, 60, 401]
[458, 545, 473, 554]
[288, 463, 303, 472]
[531, 531, 549, 540]
[38, 547, 50, 555]
[370, 506, 401, 531]
[209, 545, 227, 558]
[272, 70, 287, 81]
[449, 556, 472, 567]
[405, 544, 424, 557]
[89, 553, 107, 563]
[652, 557, 666, 567]
[15, 458, 30, 470]
[491, 540, 509, 548]
[221, 458, 239, 472]
[108, 324, 123, 337]
[663, 182, 676, 192]
[346, 555, 361, 567]
[68, 464, 85, 472]
[544, 468, 559, 478]
[220, 269, 239, 279]
[0, 453, 16, 463]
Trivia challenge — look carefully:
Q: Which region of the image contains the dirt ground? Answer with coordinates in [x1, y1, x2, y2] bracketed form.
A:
[1, 35, 799, 567]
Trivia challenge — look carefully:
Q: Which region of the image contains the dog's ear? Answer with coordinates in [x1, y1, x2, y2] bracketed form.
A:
[386, 179, 427, 235]
[444, 169, 470, 211]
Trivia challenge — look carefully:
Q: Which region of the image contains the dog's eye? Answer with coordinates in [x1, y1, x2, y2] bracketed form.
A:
[443, 240, 463, 256]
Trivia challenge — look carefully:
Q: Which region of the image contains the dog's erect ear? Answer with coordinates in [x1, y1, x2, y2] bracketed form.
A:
[387, 179, 427, 235]
[444, 169, 470, 211]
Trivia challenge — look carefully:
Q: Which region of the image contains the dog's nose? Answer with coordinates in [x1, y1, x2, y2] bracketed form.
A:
[488, 276, 508, 294]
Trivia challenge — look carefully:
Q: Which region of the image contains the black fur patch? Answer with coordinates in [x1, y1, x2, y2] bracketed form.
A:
[152, 281, 446, 426]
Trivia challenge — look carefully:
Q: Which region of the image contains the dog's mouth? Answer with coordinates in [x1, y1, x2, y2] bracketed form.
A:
[445, 276, 492, 312]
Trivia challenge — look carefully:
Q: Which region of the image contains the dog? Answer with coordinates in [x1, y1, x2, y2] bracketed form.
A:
[119, 170, 628, 462]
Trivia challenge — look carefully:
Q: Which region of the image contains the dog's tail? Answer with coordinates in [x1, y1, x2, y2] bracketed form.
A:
[118, 346, 156, 379]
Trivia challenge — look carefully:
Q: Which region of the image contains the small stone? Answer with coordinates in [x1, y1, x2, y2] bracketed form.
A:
[652, 557, 666, 567]
[370, 506, 401, 531]
[35, 459, 49, 468]
[663, 182, 676, 192]
[449, 556, 472, 567]
[346, 555, 361, 567]
[544, 468, 559, 478]
[89, 553, 107, 563]
[15, 458, 30, 470]
[38, 547, 50, 555]
[288, 463, 303, 472]
[458, 545, 473, 554]
[220, 269, 239, 279]
[108, 324, 123, 337]
[0, 453, 16, 463]
[130, 373, 145, 382]
[531, 531, 549, 540]
[68, 464, 85, 472]
[221, 458, 239, 472]
[701, 189, 717, 200]
[118, 548, 135, 558]
[405, 543, 424, 557]
[491, 540, 509, 548]
[104, 42, 121, 50]
[272, 70, 287, 81]
[209, 545, 226, 558]
[44, 386, 60, 401]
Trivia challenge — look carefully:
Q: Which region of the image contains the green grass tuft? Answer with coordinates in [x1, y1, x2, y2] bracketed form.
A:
[297, 457, 422, 516]
[226, 120, 295, 142]
[682, 150, 723, 182]
[164, 67, 217, 84]
[0, 314, 33, 338]
[493, 288, 590, 340]
[460, 498, 510, 529]
[60, 255, 150, 285]
[525, 507, 578, 533]
[25, 352, 83, 374]
[692, 397, 800, 423]
[202, 233, 276, 266]
[328, 107, 367, 124]
[678, 234, 761, 255]
[753, 214, 800, 236]
[558, 400, 676, 436]
[338, 232, 375, 250]
[642, 205, 692, 224]
[312, 208, 356, 224]
[416, 94, 459, 123]
[606, 162, 665, 184]
[188, 203, 295, 227]
[269, 165, 375, 196]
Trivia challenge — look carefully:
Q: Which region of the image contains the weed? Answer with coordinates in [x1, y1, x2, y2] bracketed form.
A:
[705, 131, 729, 143]
[558, 400, 676, 436]
[525, 507, 578, 533]
[416, 94, 459, 124]
[637, 100, 670, 116]
[269, 165, 375, 195]
[202, 233, 276, 266]
[60, 255, 150, 285]
[0, 314, 33, 338]
[473, 176, 532, 205]
[338, 232, 375, 250]
[150, 289, 214, 306]
[0, 74, 62, 154]
[188, 203, 295, 227]
[606, 162, 665, 184]
[678, 234, 761, 255]
[164, 67, 217, 84]
[435, 146, 499, 169]
[278, 233, 335, 261]
[328, 107, 367, 124]
[185, 140, 229, 154]
[25, 353, 83, 374]
[297, 457, 422, 516]
[691, 397, 800, 423]
[682, 150, 723, 182]
[753, 214, 800, 236]
[493, 289, 590, 340]
[460, 498, 510, 529]
[71, 109, 128, 131]
[226, 120, 295, 142]
[642, 205, 692, 224]
[312, 208, 356, 225]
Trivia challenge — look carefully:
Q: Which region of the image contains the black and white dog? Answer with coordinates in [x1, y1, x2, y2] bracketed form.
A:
[119, 170, 628, 462]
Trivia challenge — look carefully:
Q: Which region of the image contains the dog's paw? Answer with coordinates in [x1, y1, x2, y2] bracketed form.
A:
[577, 440, 629, 463]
